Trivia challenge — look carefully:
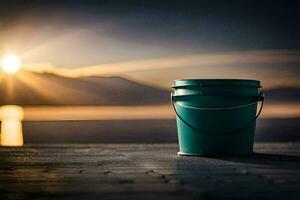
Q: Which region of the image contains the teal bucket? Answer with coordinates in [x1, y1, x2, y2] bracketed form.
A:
[172, 79, 264, 156]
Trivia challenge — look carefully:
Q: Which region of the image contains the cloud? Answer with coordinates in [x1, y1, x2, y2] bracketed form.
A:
[29, 50, 298, 76]
[23, 50, 300, 89]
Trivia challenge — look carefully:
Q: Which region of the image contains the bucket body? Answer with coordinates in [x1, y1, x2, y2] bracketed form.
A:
[172, 79, 263, 156]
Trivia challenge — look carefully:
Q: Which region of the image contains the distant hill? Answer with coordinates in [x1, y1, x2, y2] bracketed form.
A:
[0, 71, 170, 105]
[263, 87, 300, 103]
[0, 71, 299, 105]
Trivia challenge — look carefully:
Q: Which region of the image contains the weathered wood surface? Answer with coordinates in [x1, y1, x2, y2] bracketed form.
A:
[0, 143, 300, 200]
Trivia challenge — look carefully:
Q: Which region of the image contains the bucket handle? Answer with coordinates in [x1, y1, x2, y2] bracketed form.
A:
[171, 92, 264, 134]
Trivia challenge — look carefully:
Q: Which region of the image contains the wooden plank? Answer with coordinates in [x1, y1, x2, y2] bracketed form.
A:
[0, 143, 300, 199]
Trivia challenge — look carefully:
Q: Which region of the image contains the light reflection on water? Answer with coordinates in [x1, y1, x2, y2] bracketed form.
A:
[0, 105, 24, 146]
[0, 103, 299, 146]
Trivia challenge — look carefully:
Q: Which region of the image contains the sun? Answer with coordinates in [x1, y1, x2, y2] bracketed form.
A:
[1, 54, 22, 74]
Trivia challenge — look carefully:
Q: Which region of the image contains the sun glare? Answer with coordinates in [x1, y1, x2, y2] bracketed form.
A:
[1, 54, 22, 74]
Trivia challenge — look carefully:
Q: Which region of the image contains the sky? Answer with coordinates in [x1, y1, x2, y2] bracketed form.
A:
[0, 0, 299, 88]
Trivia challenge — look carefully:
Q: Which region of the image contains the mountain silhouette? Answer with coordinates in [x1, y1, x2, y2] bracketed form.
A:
[0, 70, 170, 105]
[263, 87, 300, 103]
[0, 71, 299, 105]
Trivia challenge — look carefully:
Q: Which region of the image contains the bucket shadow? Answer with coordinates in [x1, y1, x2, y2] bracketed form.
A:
[211, 152, 300, 170]
[173, 153, 300, 199]
[174, 153, 300, 178]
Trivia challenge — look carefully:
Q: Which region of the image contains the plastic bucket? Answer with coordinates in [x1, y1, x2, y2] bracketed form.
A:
[172, 79, 264, 156]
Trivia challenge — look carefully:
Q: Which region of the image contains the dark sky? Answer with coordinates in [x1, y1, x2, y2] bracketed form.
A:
[1, 0, 299, 52]
[0, 0, 299, 88]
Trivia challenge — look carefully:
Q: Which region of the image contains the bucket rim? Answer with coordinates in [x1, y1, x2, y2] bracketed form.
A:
[172, 79, 261, 88]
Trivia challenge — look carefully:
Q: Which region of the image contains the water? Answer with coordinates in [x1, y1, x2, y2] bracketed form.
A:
[0, 104, 300, 144]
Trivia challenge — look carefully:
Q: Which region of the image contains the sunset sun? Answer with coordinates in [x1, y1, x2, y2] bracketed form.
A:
[1, 54, 22, 74]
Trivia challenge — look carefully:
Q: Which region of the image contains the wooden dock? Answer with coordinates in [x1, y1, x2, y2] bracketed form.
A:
[1, 143, 300, 199]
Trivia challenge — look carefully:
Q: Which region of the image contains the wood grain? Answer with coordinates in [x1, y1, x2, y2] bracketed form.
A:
[0, 143, 300, 199]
